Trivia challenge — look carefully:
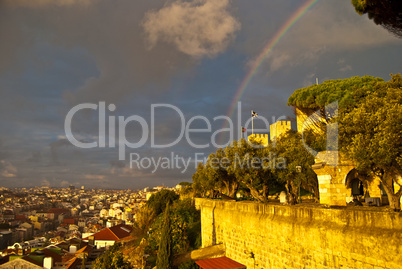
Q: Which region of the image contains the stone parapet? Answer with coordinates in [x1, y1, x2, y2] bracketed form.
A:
[195, 198, 402, 269]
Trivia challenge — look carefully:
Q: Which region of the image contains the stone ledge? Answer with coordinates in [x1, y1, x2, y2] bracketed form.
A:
[195, 198, 402, 231]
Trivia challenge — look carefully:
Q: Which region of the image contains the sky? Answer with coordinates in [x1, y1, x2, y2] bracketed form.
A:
[0, 0, 401, 189]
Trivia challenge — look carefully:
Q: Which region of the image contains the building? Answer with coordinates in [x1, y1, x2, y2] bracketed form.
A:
[82, 224, 133, 248]
[270, 120, 291, 141]
[0, 256, 43, 269]
[247, 133, 269, 146]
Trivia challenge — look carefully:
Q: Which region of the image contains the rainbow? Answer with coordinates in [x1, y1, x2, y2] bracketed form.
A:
[222, 0, 319, 139]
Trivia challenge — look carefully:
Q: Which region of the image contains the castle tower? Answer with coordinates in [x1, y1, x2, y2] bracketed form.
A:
[269, 121, 291, 141]
[247, 134, 269, 147]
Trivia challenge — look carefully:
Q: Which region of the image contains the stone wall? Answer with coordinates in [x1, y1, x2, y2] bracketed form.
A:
[269, 121, 291, 141]
[247, 134, 269, 146]
[313, 151, 385, 206]
[195, 198, 402, 269]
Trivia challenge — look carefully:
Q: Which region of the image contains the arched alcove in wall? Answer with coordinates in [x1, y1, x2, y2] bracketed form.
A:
[344, 168, 365, 198]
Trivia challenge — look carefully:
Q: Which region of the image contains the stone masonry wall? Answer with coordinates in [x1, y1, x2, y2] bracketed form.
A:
[270, 121, 291, 141]
[195, 198, 402, 269]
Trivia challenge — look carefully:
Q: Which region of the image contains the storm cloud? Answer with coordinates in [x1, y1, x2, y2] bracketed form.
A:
[0, 0, 401, 189]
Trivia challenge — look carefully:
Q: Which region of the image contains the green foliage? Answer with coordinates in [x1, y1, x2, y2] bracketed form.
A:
[192, 139, 283, 202]
[287, 75, 383, 114]
[274, 130, 318, 204]
[156, 203, 173, 269]
[147, 199, 201, 256]
[351, 0, 402, 37]
[225, 139, 281, 202]
[192, 162, 217, 197]
[92, 244, 131, 269]
[300, 126, 327, 153]
[133, 206, 156, 237]
[340, 74, 402, 209]
[178, 260, 198, 269]
[146, 189, 179, 215]
[173, 199, 201, 250]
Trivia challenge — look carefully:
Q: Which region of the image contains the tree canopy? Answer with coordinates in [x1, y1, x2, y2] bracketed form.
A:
[192, 138, 284, 202]
[287, 75, 384, 116]
[92, 244, 131, 269]
[351, 0, 402, 38]
[274, 130, 318, 204]
[146, 189, 179, 215]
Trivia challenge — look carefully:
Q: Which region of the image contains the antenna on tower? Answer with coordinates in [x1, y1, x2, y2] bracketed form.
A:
[316, 78, 319, 85]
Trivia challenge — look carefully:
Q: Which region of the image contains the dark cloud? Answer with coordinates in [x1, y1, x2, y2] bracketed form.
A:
[0, 0, 401, 188]
[110, 160, 126, 169]
[2, 0, 96, 8]
[49, 139, 72, 165]
[0, 1, 196, 105]
[0, 160, 18, 178]
[26, 151, 43, 163]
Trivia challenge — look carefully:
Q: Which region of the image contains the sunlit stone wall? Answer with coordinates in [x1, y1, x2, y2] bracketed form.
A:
[195, 198, 402, 269]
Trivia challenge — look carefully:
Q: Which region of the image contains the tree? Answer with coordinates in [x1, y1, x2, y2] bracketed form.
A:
[225, 139, 280, 202]
[147, 199, 201, 256]
[192, 138, 283, 202]
[146, 189, 179, 215]
[192, 162, 216, 197]
[288, 75, 383, 134]
[288, 75, 383, 114]
[212, 148, 240, 198]
[340, 74, 402, 210]
[179, 182, 192, 187]
[351, 0, 402, 38]
[192, 149, 240, 199]
[156, 203, 173, 269]
[92, 244, 130, 269]
[274, 130, 319, 204]
[133, 206, 156, 236]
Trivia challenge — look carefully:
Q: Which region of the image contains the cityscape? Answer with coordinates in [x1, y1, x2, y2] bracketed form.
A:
[0, 184, 182, 268]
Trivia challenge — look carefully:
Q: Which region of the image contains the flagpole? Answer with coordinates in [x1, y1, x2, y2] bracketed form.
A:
[251, 110, 254, 134]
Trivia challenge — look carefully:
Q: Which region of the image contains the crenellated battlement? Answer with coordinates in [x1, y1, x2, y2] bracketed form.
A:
[247, 133, 269, 146]
[270, 120, 291, 141]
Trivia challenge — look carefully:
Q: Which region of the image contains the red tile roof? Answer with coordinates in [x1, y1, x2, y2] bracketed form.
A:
[109, 224, 133, 239]
[48, 208, 70, 215]
[195, 257, 246, 269]
[63, 218, 76, 225]
[15, 215, 27, 221]
[83, 224, 132, 242]
[87, 228, 119, 241]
